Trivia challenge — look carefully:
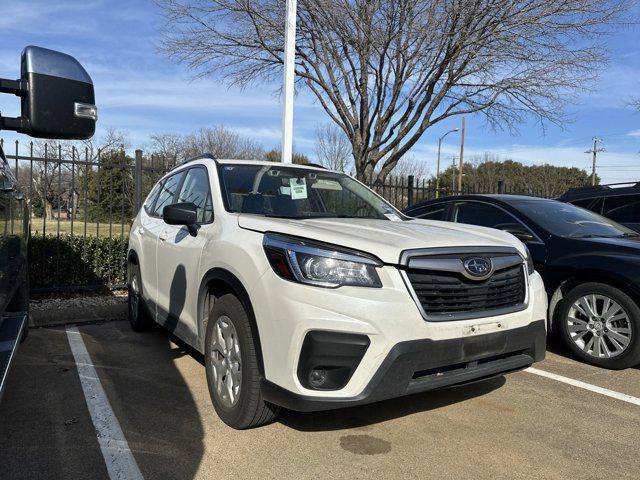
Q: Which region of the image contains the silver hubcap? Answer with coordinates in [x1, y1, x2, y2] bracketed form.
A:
[567, 294, 632, 358]
[210, 316, 242, 408]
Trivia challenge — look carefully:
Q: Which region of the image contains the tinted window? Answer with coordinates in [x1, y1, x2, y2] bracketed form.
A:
[512, 199, 637, 238]
[152, 171, 184, 217]
[603, 195, 640, 223]
[411, 203, 448, 221]
[177, 167, 214, 223]
[144, 181, 163, 215]
[571, 198, 598, 210]
[453, 202, 519, 229]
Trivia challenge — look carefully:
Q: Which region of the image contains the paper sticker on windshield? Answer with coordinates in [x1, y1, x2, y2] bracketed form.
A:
[291, 178, 308, 200]
[385, 213, 402, 222]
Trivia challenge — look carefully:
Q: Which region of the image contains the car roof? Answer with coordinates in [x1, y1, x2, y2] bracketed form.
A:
[172, 156, 334, 173]
[558, 182, 640, 201]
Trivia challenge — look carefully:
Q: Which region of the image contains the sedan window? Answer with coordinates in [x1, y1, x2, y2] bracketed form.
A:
[454, 201, 518, 230]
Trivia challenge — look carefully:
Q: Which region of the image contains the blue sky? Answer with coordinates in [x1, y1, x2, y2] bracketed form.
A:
[1, 0, 640, 183]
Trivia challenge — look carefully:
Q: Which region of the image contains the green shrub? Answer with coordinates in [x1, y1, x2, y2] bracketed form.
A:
[29, 234, 129, 290]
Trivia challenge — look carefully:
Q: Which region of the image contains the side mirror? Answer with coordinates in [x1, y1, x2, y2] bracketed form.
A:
[0, 46, 97, 139]
[495, 223, 535, 242]
[505, 228, 535, 243]
[163, 202, 200, 236]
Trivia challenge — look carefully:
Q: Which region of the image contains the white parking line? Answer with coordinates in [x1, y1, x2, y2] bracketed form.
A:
[525, 367, 640, 407]
[66, 326, 144, 480]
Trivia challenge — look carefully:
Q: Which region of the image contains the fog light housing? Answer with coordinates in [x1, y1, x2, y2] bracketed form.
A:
[297, 331, 370, 391]
[308, 369, 327, 388]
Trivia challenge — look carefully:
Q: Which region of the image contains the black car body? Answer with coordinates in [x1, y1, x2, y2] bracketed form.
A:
[404, 195, 640, 369]
[0, 143, 29, 400]
[558, 183, 640, 233]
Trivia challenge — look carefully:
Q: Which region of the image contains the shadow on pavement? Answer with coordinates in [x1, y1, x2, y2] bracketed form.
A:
[73, 321, 206, 480]
[278, 376, 506, 432]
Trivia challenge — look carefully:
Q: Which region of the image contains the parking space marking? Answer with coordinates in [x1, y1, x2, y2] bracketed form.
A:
[525, 367, 640, 407]
[66, 326, 144, 480]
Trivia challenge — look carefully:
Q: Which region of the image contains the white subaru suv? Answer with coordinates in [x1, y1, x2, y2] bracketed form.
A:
[128, 157, 548, 429]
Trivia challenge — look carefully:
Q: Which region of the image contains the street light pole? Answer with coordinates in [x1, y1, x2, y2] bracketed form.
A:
[281, 0, 297, 164]
[435, 128, 459, 199]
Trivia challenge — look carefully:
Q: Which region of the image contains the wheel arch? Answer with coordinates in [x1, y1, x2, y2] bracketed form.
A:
[197, 268, 265, 375]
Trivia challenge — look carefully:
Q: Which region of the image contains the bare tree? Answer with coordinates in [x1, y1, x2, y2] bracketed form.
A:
[157, 0, 626, 182]
[315, 123, 352, 172]
[30, 129, 127, 220]
[182, 125, 265, 159]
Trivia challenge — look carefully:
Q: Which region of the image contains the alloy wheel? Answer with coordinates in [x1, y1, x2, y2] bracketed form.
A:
[209, 315, 242, 408]
[567, 294, 632, 358]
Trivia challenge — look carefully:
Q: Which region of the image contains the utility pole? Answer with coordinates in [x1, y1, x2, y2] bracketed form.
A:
[451, 156, 457, 194]
[435, 128, 459, 199]
[585, 137, 604, 186]
[457, 117, 466, 193]
[281, 0, 297, 163]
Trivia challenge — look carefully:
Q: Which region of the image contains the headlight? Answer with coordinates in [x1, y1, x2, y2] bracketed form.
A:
[263, 233, 382, 288]
[523, 244, 535, 275]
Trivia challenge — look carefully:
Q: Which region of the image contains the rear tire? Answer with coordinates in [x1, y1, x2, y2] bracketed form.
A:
[128, 262, 153, 332]
[205, 293, 279, 429]
[558, 283, 640, 369]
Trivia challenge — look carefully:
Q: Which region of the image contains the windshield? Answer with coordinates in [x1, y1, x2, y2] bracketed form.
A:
[512, 199, 637, 238]
[218, 164, 402, 220]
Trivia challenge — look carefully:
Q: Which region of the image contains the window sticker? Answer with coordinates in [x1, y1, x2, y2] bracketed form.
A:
[290, 178, 308, 200]
[279, 186, 291, 195]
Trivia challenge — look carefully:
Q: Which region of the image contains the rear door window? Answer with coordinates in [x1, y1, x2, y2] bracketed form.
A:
[603, 195, 640, 223]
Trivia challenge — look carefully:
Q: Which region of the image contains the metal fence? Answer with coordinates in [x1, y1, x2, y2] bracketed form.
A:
[1, 138, 553, 293]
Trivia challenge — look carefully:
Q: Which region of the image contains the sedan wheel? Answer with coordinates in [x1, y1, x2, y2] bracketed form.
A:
[559, 283, 640, 369]
[567, 294, 631, 358]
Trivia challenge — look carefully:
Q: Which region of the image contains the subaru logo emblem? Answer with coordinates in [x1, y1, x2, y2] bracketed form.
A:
[463, 257, 493, 279]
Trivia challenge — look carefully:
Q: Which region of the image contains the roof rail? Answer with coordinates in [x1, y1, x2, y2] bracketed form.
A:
[168, 153, 216, 172]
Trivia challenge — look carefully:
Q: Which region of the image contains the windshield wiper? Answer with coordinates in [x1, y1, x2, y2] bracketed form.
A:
[618, 232, 640, 238]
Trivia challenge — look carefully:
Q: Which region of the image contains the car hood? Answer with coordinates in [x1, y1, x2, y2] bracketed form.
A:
[238, 215, 526, 264]
[573, 235, 640, 254]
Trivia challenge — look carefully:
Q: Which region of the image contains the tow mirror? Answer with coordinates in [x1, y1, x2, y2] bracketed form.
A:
[163, 202, 200, 236]
[0, 46, 97, 139]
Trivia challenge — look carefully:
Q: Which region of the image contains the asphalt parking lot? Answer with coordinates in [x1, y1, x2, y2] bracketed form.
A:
[2, 320, 640, 480]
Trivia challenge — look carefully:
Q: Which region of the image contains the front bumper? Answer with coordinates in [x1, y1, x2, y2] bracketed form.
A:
[262, 319, 546, 412]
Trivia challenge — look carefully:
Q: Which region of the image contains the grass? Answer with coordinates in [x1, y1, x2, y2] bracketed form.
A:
[30, 219, 131, 238]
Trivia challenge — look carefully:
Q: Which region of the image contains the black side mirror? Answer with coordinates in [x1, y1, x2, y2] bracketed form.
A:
[495, 223, 535, 242]
[506, 228, 535, 243]
[163, 202, 200, 236]
[0, 46, 97, 139]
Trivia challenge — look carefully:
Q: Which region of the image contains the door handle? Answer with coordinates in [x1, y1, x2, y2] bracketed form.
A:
[159, 231, 167, 242]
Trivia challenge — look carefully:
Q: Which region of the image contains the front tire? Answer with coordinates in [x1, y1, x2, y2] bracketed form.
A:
[558, 283, 640, 369]
[205, 293, 279, 429]
[128, 262, 153, 332]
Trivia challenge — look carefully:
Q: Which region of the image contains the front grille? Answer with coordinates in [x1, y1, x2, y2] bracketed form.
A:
[406, 264, 526, 318]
